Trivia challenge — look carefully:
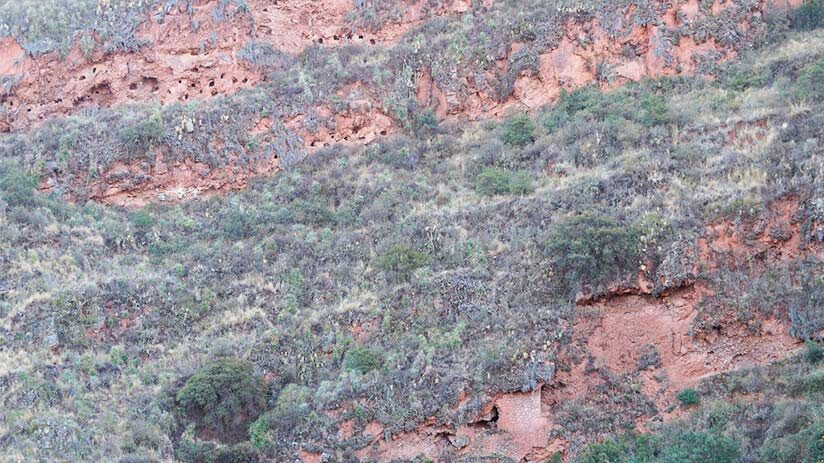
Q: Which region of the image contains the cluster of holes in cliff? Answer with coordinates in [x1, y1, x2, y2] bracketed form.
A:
[327, 33, 374, 45]
[91, 83, 113, 97]
[128, 77, 159, 92]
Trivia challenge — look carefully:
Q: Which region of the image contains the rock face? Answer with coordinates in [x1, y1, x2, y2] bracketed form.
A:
[4, 0, 806, 207]
[327, 198, 822, 463]
[0, 0, 471, 132]
[1, 0, 802, 132]
[1, 2, 819, 463]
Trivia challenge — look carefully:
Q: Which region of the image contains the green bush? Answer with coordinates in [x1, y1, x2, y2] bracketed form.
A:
[509, 171, 535, 195]
[215, 442, 259, 463]
[0, 164, 39, 207]
[810, 423, 824, 463]
[475, 167, 513, 195]
[119, 112, 165, 156]
[799, 371, 824, 394]
[799, 57, 824, 102]
[501, 114, 536, 146]
[176, 440, 259, 463]
[794, 0, 824, 31]
[658, 431, 739, 463]
[544, 213, 640, 294]
[640, 94, 670, 127]
[376, 244, 429, 281]
[247, 384, 314, 455]
[176, 358, 267, 444]
[805, 340, 824, 364]
[129, 209, 155, 230]
[343, 346, 385, 374]
[676, 388, 701, 407]
[577, 431, 739, 463]
[475, 167, 534, 196]
[577, 434, 655, 463]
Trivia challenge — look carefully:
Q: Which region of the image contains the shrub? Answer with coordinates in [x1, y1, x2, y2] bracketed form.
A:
[659, 431, 739, 463]
[501, 114, 536, 146]
[215, 442, 259, 463]
[343, 346, 385, 374]
[221, 210, 256, 239]
[129, 209, 155, 230]
[810, 423, 824, 463]
[475, 167, 533, 195]
[237, 41, 291, 70]
[509, 171, 535, 195]
[119, 112, 165, 156]
[176, 440, 259, 463]
[0, 164, 39, 207]
[799, 57, 824, 102]
[376, 244, 429, 281]
[793, 0, 824, 31]
[799, 371, 824, 394]
[639, 94, 670, 127]
[176, 358, 267, 444]
[788, 270, 824, 339]
[247, 384, 314, 454]
[475, 167, 512, 195]
[637, 344, 661, 371]
[576, 434, 655, 463]
[677, 388, 701, 407]
[804, 340, 824, 364]
[577, 431, 739, 463]
[544, 213, 640, 295]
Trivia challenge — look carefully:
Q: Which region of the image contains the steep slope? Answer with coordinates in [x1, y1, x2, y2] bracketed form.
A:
[0, 0, 472, 132]
[0, 1, 823, 463]
[0, 0, 811, 207]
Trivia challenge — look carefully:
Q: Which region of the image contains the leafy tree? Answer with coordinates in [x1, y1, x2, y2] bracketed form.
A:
[640, 94, 670, 127]
[119, 112, 164, 156]
[577, 431, 738, 463]
[176, 358, 267, 444]
[475, 167, 512, 195]
[794, 0, 824, 31]
[799, 57, 824, 102]
[475, 168, 533, 195]
[804, 340, 824, 364]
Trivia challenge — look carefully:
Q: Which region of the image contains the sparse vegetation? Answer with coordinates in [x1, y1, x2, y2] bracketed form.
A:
[0, 1, 823, 462]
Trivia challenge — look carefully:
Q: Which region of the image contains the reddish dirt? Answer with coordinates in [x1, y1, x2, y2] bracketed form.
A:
[353, 389, 558, 463]
[1, 1, 261, 131]
[37, 82, 394, 206]
[40, 149, 283, 208]
[421, 0, 758, 121]
[320, 197, 821, 463]
[15, 0, 807, 207]
[0, 0, 471, 132]
[577, 285, 798, 410]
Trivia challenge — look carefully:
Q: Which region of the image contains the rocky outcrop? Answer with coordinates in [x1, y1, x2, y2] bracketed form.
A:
[0, 0, 472, 132]
[305, 197, 822, 462]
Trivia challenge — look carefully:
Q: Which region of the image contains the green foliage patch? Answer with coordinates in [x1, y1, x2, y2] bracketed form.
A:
[176, 358, 267, 444]
[545, 213, 640, 296]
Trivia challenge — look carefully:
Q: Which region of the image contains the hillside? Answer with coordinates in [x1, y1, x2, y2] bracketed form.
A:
[1, 1, 823, 462]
